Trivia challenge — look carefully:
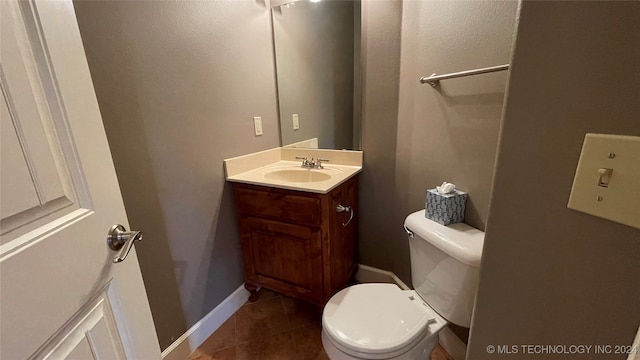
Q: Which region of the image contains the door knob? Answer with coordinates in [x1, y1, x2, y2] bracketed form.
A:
[107, 225, 142, 263]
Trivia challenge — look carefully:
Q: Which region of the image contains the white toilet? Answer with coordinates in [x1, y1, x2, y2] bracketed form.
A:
[321, 209, 485, 360]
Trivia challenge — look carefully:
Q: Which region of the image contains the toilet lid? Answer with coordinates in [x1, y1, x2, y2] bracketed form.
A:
[322, 284, 435, 357]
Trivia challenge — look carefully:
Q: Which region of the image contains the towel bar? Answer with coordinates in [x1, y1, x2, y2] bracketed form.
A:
[420, 64, 510, 87]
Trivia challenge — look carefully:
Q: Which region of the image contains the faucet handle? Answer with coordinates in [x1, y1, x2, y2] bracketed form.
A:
[296, 156, 311, 167]
[315, 158, 329, 168]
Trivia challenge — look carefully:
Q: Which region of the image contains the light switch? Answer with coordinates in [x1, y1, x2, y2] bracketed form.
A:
[253, 116, 263, 136]
[567, 134, 640, 229]
[292, 114, 300, 130]
[596, 168, 613, 187]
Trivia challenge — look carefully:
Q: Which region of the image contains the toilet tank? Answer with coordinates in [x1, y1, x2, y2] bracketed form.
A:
[404, 210, 484, 327]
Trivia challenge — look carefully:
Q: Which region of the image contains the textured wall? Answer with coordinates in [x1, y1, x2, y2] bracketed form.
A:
[396, 0, 517, 232]
[74, 0, 280, 350]
[358, 0, 404, 278]
[468, 1, 640, 359]
[274, 0, 354, 149]
[359, 0, 517, 283]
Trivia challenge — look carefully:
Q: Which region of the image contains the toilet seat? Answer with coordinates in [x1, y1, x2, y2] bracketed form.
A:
[322, 284, 446, 359]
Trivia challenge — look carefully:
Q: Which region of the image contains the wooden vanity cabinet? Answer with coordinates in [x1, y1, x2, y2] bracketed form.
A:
[233, 175, 358, 307]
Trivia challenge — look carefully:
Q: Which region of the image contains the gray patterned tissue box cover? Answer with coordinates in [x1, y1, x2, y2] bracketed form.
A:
[425, 189, 468, 225]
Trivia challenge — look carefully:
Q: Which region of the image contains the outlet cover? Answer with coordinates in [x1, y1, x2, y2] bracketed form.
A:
[292, 114, 300, 130]
[253, 117, 263, 136]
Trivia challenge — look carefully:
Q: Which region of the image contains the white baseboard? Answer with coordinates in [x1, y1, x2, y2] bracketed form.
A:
[356, 264, 467, 359]
[161, 284, 250, 360]
[355, 264, 410, 290]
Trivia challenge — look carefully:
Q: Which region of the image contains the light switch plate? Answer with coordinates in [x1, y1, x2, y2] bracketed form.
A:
[253, 116, 263, 136]
[292, 114, 300, 130]
[567, 134, 640, 229]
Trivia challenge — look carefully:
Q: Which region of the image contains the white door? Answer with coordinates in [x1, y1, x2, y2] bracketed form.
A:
[1, 0, 161, 359]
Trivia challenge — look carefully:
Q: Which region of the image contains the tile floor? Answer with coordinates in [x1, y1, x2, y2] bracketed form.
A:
[188, 288, 453, 360]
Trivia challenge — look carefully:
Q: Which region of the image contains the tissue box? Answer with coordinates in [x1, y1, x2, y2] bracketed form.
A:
[425, 189, 468, 225]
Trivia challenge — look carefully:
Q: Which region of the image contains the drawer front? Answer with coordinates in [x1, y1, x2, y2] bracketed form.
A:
[234, 186, 321, 226]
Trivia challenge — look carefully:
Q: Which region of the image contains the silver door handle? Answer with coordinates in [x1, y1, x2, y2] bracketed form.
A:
[336, 204, 354, 227]
[107, 225, 142, 263]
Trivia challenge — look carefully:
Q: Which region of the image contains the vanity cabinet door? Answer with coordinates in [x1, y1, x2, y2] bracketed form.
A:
[239, 217, 324, 305]
[328, 176, 359, 294]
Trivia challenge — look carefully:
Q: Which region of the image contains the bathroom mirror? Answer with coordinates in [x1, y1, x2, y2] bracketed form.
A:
[271, 0, 361, 150]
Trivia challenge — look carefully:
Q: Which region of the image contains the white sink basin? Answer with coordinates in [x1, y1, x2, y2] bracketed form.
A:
[225, 159, 361, 194]
[263, 168, 333, 183]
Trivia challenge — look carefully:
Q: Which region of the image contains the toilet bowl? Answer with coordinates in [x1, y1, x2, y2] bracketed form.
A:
[321, 210, 485, 360]
[322, 284, 446, 360]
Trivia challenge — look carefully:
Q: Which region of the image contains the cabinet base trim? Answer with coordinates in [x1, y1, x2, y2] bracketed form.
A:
[161, 284, 250, 360]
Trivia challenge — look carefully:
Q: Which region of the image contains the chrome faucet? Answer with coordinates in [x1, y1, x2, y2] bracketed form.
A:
[296, 156, 313, 168]
[296, 156, 330, 169]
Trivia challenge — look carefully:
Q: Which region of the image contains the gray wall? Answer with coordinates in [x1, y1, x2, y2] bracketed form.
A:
[74, 1, 280, 350]
[359, 0, 404, 278]
[359, 0, 517, 283]
[468, 1, 640, 359]
[274, 0, 354, 149]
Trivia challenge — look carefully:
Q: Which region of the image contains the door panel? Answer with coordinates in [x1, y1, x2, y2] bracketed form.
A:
[0, 97, 41, 217]
[0, 0, 80, 244]
[38, 291, 125, 360]
[0, 1, 160, 359]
